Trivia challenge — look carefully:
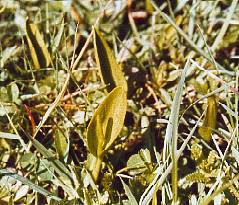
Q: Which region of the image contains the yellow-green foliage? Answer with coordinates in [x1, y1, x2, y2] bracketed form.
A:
[229, 185, 239, 202]
[187, 142, 220, 185]
[198, 96, 217, 141]
[93, 28, 128, 93]
[186, 172, 211, 184]
[25, 19, 51, 69]
[87, 86, 127, 158]
[191, 142, 203, 161]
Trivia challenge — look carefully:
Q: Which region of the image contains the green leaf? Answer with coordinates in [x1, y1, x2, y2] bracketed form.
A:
[52, 15, 65, 53]
[25, 19, 51, 69]
[25, 135, 72, 183]
[55, 129, 69, 161]
[191, 79, 209, 94]
[93, 27, 128, 93]
[20, 152, 38, 172]
[164, 59, 189, 203]
[198, 96, 217, 141]
[0, 46, 20, 68]
[7, 83, 19, 103]
[37, 159, 54, 181]
[120, 178, 138, 205]
[0, 169, 61, 201]
[87, 86, 127, 157]
[145, 0, 154, 13]
[127, 149, 152, 175]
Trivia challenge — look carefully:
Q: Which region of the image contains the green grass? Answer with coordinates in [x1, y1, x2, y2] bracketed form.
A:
[0, 0, 238, 204]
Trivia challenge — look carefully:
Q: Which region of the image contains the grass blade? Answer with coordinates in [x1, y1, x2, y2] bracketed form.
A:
[0, 132, 19, 139]
[24, 132, 72, 185]
[169, 59, 189, 203]
[150, 2, 228, 72]
[140, 109, 205, 205]
[0, 46, 19, 67]
[52, 15, 65, 53]
[120, 178, 138, 205]
[0, 169, 61, 201]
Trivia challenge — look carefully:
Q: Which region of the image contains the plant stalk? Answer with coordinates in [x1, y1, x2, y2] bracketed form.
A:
[92, 157, 102, 183]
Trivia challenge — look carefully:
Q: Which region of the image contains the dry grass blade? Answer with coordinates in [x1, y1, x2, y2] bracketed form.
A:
[0, 131, 19, 139]
[211, 0, 238, 51]
[120, 178, 138, 205]
[168, 59, 189, 203]
[0, 103, 28, 151]
[150, 1, 228, 71]
[139, 110, 206, 205]
[199, 174, 239, 205]
[190, 59, 239, 96]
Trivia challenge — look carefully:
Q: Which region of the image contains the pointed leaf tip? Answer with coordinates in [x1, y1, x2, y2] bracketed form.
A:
[26, 19, 51, 69]
[93, 27, 128, 93]
[198, 96, 217, 141]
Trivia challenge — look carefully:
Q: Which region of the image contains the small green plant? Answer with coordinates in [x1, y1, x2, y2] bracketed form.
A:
[87, 86, 127, 182]
[86, 28, 128, 182]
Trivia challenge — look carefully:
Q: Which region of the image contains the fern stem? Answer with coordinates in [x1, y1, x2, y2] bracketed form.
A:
[92, 157, 102, 183]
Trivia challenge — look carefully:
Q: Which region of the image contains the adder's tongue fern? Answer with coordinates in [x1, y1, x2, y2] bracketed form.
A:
[86, 27, 128, 182]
